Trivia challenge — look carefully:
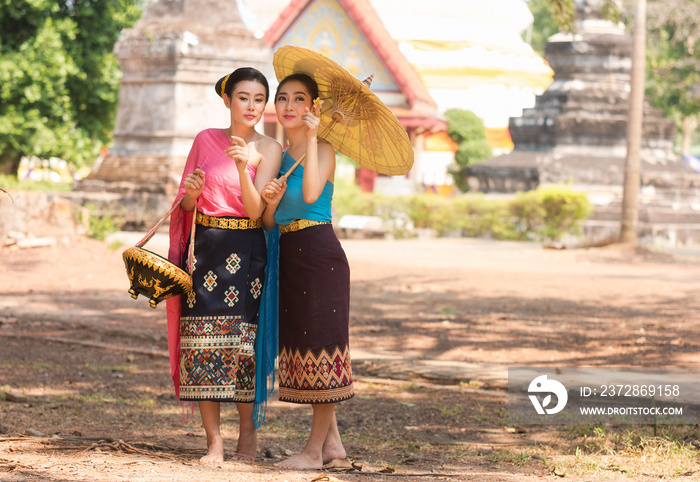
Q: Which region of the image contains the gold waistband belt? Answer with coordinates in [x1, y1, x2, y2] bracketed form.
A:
[196, 212, 261, 230]
[279, 219, 330, 234]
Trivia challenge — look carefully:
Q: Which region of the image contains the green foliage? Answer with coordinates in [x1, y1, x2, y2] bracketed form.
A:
[526, 0, 622, 54]
[512, 185, 591, 241]
[533, 0, 621, 35]
[332, 176, 376, 219]
[510, 190, 546, 234]
[646, 0, 700, 148]
[333, 181, 592, 242]
[84, 204, 122, 241]
[0, 0, 143, 176]
[0, 174, 72, 192]
[527, 0, 564, 55]
[532, 0, 697, 155]
[538, 185, 591, 240]
[539, 0, 576, 34]
[444, 109, 492, 192]
[445, 109, 487, 145]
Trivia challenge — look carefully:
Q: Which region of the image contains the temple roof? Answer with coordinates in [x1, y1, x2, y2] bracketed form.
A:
[263, 0, 439, 116]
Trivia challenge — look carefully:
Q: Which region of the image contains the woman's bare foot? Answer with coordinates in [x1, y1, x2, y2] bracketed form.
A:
[321, 446, 346, 465]
[273, 451, 323, 470]
[231, 452, 255, 463]
[233, 421, 257, 462]
[321, 430, 346, 464]
[199, 434, 224, 464]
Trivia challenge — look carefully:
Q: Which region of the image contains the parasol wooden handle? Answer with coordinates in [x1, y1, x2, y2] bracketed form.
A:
[263, 154, 304, 201]
[281, 117, 339, 180]
[281, 153, 306, 180]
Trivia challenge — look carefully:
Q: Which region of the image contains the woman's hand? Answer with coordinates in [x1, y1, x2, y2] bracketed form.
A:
[302, 102, 321, 139]
[225, 136, 250, 172]
[262, 177, 287, 207]
[183, 168, 205, 200]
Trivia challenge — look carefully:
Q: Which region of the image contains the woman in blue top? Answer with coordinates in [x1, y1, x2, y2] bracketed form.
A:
[262, 73, 353, 470]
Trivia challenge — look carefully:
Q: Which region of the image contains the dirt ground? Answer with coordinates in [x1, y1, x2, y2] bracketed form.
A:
[1, 233, 700, 481]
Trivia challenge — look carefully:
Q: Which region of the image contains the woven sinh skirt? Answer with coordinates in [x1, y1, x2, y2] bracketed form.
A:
[179, 221, 266, 402]
[278, 223, 354, 404]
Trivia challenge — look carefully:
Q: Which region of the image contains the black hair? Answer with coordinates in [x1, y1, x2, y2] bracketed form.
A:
[215, 67, 270, 102]
[274, 73, 319, 102]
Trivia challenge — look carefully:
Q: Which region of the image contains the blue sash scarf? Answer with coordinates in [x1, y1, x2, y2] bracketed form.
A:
[253, 225, 280, 428]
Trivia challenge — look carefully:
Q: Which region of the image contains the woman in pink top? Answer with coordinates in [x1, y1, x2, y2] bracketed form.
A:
[166, 67, 282, 464]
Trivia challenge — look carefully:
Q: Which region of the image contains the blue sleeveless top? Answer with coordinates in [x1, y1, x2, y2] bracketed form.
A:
[274, 150, 334, 226]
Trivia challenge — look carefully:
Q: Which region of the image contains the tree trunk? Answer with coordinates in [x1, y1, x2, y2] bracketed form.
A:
[0, 155, 22, 177]
[681, 116, 698, 156]
[619, 0, 646, 244]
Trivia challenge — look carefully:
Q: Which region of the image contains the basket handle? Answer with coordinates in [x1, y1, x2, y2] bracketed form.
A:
[135, 195, 197, 274]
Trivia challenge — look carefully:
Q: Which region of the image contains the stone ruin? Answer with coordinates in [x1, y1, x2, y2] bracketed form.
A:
[72, 0, 272, 228]
[469, 0, 700, 246]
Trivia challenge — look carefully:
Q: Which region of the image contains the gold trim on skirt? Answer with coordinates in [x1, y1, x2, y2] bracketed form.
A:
[279, 219, 330, 234]
[196, 212, 262, 230]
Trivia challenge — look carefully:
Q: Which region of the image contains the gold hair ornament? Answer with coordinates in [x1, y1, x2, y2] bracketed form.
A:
[220, 73, 231, 96]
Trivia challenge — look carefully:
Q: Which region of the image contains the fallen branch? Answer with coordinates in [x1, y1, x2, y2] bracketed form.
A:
[0, 436, 31, 442]
[0, 457, 30, 471]
[345, 472, 525, 478]
[0, 333, 168, 358]
[80, 439, 177, 461]
[45, 436, 188, 463]
[0, 188, 14, 204]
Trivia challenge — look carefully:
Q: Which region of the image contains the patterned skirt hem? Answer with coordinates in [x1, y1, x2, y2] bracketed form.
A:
[279, 385, 354, 404]
[179, 387, 254, 402]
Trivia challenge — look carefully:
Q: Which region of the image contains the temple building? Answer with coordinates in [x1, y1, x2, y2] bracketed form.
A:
[80, 0, 552, 215]
[248, 0, 553, 194]
[77, 0, 273, 223]
[260, 0, 446, 194]
[469, 0, 700, 245]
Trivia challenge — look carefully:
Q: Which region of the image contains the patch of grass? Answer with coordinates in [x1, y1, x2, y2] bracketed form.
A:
[471, 405, 507, 425]
[0, 175, 72, 193]
[358, 381, 377, 390]
[265, 418, 309, 443]
[437, 404, 463, 418]
[437, 307, 459, 315]
[351, 433, 388, 448]
[458, 380, 481, 390]
[405, 441, 421, 454]
[1, 361, 70, 372]
[401, 382, 421, 392]
[548, 425, 700, 478]
[566, 424, 601, 438]
[451, 445, 470, 462]
[80, 393, 125, 405]
[489, 449, 535, 466]
[83, 363, 132, 372]
[86, 211, 122, 241]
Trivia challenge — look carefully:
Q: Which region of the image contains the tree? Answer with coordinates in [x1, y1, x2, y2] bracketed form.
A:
[539, 0, 622, 33]
[646, 0, 700, 156]
[620, 0, 646, 244]
[0, 0, 143, 177]
[526, 0, 563, 56]
[535, 0, 646, 244]
[445, 109, 493, 192]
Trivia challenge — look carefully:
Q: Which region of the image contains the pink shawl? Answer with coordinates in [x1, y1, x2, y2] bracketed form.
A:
[165, 128, 257, 400]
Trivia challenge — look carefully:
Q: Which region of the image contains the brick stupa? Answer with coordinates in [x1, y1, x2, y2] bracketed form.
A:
[469, 0, 700, 244]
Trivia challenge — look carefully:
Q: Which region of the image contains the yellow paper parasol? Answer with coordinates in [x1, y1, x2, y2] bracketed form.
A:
[273, 45, 414, 177]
